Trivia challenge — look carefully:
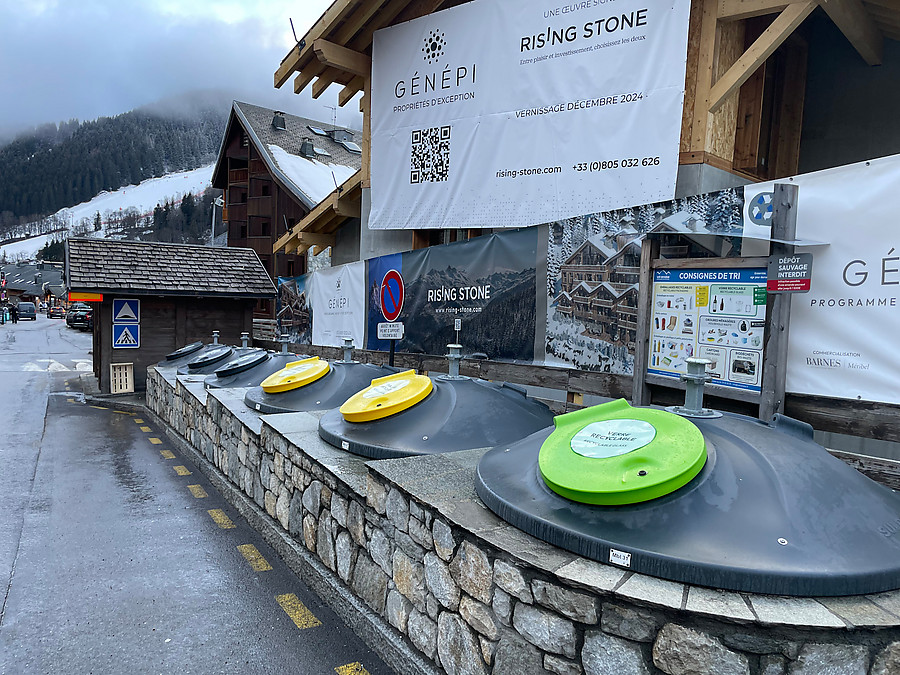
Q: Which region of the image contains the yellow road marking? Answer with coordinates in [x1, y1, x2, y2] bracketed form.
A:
[276, 594, 321, 630]
[113, 410, 134, 415]
[67, 398, 75, 403]
[173, 465, 192, 476]
[140, 426, 152, 432]
[90, 405, 108, 410]
[149, 437, 162, 445]
[237, 544, 273, 572]
[160, 450, 176, 459]
[187, 485, 208, 499]
[134, 418, 144, 423]
[335, 664, 370, 675]
[208, 509, 235, 529]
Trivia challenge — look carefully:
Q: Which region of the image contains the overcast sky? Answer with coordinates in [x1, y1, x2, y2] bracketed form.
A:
[0, 0, 363, 139]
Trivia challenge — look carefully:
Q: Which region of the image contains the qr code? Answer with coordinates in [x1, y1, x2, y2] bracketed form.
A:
[410, 125, 450, 184]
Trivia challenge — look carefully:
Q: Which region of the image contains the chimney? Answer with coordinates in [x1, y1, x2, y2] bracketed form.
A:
[299, 138, 316, 159]
[272, 111, 286, 130]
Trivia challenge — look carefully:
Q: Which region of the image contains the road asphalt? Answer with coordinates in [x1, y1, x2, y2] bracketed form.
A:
[0, 314, 393, 674]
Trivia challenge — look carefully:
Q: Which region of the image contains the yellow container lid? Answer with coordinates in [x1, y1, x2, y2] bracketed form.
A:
[260, 357, 330, 394]
[340, 370, 433, 423]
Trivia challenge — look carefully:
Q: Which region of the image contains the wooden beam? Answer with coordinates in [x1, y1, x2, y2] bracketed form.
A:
[293, 61, 324, 95]
[708, 0, 817, 113]
[690, 0, 720, 151]
[312, 39, 372, 78]
[348, 0, 416, 53]
[274, 0, 364, 88]
[719, 0, 796, 20]
[339, 76, 365, 107]
[334, 198, 361, 218]
[297, 232, 336, 248]
[311, 75, 334, 99]
[820, 0, 883, 65]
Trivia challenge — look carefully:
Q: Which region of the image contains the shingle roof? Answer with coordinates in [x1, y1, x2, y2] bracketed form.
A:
[66, 238, 276, 298]
[211, 101, 362, 209]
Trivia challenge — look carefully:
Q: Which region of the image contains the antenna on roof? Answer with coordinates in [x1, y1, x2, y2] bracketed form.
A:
[325, 105, 337, 132]
[331, 171, 343, 194]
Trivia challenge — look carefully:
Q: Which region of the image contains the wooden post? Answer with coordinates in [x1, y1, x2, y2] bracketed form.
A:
[632, 236, 660, 406]
[759, 182, 798, 421]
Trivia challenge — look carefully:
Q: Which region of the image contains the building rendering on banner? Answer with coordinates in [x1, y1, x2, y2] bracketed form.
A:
[211, 101, 362, 317]
[271, 0, 899, 263]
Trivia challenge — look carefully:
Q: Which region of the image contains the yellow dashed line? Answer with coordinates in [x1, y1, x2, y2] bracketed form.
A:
[113, 410, 134, 415]
[149, 438, 162, 445]
[276, 594, 322, 630]
[237, 544, 273, 572]
[208, 509, 235, 529]
[140, 426, 152, 432]
[335, 664, 370, 675]
[134, 418, 144, 424]
[90, 405, 108, 410]
[160, 450, 176, 459]
[187, 485, 208, 499]
[173, 465, 192, 476]
[67, 398, 75, 403]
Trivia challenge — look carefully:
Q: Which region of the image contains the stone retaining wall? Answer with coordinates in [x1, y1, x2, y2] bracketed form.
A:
[147, 367, 900, 675]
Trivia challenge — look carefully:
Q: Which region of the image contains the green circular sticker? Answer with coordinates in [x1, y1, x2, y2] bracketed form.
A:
[570, 419, 657, 458]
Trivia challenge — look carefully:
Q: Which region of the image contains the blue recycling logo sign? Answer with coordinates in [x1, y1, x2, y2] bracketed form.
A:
[748, 192, 774, 226]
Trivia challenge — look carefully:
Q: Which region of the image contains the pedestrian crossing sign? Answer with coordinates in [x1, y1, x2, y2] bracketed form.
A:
[113, 324, 140, 349]
[113, 299, 140, 324]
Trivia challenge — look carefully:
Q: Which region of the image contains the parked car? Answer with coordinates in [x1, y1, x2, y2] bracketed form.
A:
[17, 301, 37, 320]
[66, 303, 91, 328]
[48, 306, 66, 319]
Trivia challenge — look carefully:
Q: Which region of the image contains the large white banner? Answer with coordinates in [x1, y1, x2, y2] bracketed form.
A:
[310, 262, 366, 348]
[745, 155, 900, 404]
[370, 0, 692, 230]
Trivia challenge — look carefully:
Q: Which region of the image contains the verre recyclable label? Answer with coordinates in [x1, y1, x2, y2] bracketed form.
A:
[570, 419, 656, 458]
[363, 380, 410, 399]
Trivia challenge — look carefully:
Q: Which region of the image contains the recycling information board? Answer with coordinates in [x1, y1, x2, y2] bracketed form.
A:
[113, 298, 140, 349]
[648, 268, 768, 392]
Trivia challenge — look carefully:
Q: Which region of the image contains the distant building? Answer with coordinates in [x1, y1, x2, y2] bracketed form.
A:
[0, 261, 64, 306]
[211, 101, 362, 318]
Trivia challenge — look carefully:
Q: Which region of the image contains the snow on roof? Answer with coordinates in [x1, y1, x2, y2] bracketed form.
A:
[268, 144, 358, 206]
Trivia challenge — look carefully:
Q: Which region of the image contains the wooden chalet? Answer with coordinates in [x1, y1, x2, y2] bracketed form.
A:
[66, 238, 275, 394]
[211, 101, 363, 317]
[272, 0, 900, 259]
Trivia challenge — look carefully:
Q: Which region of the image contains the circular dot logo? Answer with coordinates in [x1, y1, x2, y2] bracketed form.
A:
[749, 192, 774, 225]
[422, 29, 446, 64]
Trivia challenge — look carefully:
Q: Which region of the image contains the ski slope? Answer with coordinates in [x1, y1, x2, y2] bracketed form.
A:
[0, 164, 214, 261]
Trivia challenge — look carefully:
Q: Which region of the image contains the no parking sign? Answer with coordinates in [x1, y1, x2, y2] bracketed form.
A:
[380, 270, 404, 322]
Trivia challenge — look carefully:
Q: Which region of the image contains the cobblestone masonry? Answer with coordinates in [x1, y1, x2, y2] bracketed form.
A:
[147, 367, 900, 675]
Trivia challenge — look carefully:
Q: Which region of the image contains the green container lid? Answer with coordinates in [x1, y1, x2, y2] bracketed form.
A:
[538, 399, 707, 505]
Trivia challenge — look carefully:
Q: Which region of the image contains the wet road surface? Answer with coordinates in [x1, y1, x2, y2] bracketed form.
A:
[0, 315, 393, 674]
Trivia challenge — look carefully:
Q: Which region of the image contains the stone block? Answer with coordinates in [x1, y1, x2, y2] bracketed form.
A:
[352, 554, 388, 614]
[367, 474, 387, 515]
[600, 603, 661, 643]
[788, 643, 869, 675]
[408, 609, 438, 660]
[264, 490, 277, 518]
[748, 596, 845, 628]
[685, 587, 754, 622]
[425, 552, 460, 611]
[288, 489, 304, 537]
[275, 487, 291, 530]
[512, 602, 577, 658]
[479, 637, 497, 667]
[387, 589, 412, 632]
[386, 488, 410, 533]
[532, 579, 597, 623]
[302, 480, 322, 518]
[369, 527, 393, 575]
[760, 654, 787, 675]
[583, 631, 648, 675]
[617, 574, 685, 611]
[545, 654, 583, 675]
[555, 558, 626, 594]
[492, 629, 545, 675]
[494, 559, 533, 603]
[450, 541, 493, 604]
[460, 595, 499, 640]
[335, 530, 356, 583]
[437, 613, 487, 675]
[652, 623, 749, 675]
[433, 519, 457, 561]
[331, 494, 348, 528]
[410, 517, 433, 550]
[492, 588, 513, 626]
[348, 499, 366, 545]
[393, 549, 426, 608]
[872, 642, 900, 675]
[317, 514, 335, 571]
[302, 514, 316, 552]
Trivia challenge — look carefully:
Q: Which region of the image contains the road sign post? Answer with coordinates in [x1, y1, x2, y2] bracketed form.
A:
[379, 270, 405, 366]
